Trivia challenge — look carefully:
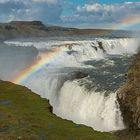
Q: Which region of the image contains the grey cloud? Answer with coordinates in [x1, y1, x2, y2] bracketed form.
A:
[0, 0, 62, 23]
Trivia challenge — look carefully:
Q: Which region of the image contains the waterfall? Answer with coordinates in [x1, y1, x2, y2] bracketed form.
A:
[5, 38, 139, 61]
[21, 71, 125, 132]
[54, 80, 125, 132]
[1, 37, 139, 132]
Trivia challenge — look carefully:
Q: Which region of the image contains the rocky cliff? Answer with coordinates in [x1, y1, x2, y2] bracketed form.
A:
[117, 49, 140, 130]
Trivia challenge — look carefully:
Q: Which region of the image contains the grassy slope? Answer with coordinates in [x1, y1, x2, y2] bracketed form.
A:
[0, 81, 117, 140]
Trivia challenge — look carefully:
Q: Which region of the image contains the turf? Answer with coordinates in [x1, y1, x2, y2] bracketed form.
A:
[0, 81, 118, 140]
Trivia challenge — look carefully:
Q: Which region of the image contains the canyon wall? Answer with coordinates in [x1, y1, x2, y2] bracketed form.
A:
[118, 49, 140, 130]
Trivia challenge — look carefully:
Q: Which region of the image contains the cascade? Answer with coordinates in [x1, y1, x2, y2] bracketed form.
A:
[1, 37, 140, 131]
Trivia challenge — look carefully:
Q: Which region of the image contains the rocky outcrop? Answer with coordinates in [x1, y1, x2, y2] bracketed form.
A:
[117, 50, 140, 130]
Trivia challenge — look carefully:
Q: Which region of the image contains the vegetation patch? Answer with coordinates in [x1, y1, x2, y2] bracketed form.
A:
[0, 81, 117, 140]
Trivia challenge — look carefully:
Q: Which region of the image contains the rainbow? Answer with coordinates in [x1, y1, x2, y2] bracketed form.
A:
[12, 15, 140, 84]
[12, 47, 63, 84]
[113, 14, 140, 29]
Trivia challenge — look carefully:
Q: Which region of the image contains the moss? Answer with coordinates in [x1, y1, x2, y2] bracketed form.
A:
[0, 81, 117, 140]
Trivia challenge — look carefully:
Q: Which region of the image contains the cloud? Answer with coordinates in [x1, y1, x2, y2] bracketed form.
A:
[76, 2, 140, 22]
[0, 0, 140, 29]
[32, 0, 58, 4]
[31, 2, 62, 22]
[0, 0, 58, 4]
[0, 0, 62, 23]
[0, 1, 28, 21]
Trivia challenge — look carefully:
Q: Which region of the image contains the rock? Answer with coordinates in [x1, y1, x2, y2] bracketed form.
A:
[67, 50, 78, 55]
[49, 105, 53, 113]
[71, 71, 88, 79]
[92, 45, 98, 51]
[117, 50, 140, 130]
[98, 42, 106, 52]
[94, 46, 98, 51]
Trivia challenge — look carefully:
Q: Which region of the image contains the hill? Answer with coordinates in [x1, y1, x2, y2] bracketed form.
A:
[0, 21, 133, 41]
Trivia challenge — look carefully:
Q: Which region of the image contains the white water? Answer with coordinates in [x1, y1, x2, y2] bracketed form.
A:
[1, 38, 140, 132]
[22, 71, 125, 132]
[55, 81, 124, 132]
[5, 38, 139, 55]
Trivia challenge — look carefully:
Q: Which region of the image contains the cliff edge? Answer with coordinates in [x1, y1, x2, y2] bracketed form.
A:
[117, 50, 140, 130]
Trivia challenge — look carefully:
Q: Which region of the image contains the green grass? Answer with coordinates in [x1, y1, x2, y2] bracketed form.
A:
[0, 81, 118, 140]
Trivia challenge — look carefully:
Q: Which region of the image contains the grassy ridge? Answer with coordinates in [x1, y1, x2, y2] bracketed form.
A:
[0, 81, 117, 140]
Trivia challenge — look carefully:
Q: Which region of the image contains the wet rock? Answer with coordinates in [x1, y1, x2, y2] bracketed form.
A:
[49, 105, 53, 113]
[98, 41, 106, 53]
[67, 50, 78, 55]
[92, 45, 98, 51]
[71, 71, 88, 79]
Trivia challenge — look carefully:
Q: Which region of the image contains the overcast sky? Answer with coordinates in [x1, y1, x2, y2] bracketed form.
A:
[0, 0, 140, 29]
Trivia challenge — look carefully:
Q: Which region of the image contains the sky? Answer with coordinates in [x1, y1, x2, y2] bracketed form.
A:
[0, 0, 140, 29]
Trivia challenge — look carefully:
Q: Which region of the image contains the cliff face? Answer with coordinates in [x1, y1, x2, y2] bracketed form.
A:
[117, 50, 140, 130]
